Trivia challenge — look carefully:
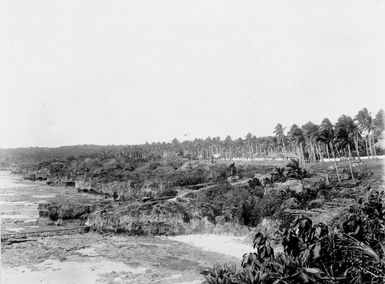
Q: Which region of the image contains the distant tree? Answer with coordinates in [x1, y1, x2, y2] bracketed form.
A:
[224, 135, 233, 159]
[335, 115, 358, 181]
[245, 133, 254, 158]
[317, 118, 340, 180]
[301, 122, 319, 162]
[317, 118, 334, 160]
[273, 123, 286, 152]
[374, 109, 385, 139]
[355, 108, 376, 158]
[288, 124, 305, 163]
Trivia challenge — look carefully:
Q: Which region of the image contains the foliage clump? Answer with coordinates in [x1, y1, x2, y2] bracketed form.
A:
[203, 191, 385, 284]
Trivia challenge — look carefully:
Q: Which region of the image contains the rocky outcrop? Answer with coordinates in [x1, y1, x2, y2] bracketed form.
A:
[87, 199, 249, 236]
[75, 179, 139, 201]
[38, 201, 100, 225]
[87, 200, 211, 235]
[75, 179, 176, 201]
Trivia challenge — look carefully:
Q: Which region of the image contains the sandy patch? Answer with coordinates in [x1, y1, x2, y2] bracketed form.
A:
[166, 234, 253, 259]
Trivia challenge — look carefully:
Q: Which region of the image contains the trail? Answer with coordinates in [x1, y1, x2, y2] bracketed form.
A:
[169, 179, 249, 202]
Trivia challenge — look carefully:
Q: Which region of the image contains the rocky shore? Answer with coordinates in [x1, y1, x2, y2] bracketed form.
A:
[33, 159, 379, 238]
[1, 232, 240, 284]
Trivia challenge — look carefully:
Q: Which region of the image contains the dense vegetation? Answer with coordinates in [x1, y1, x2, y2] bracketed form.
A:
[0, 108, 383, 168]
[203, 191, 385, 284]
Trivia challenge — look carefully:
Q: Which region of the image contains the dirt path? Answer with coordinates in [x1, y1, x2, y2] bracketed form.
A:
[169, 179, 249, 202]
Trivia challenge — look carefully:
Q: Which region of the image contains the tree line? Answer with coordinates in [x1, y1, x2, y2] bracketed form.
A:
[153, 107, 384, 162]
[1, 108, 383, 165]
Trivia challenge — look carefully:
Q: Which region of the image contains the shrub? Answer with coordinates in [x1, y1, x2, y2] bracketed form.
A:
[286, 159, 308, 180]
[201, 263, 237, 284]
[204, 191, 385, 284]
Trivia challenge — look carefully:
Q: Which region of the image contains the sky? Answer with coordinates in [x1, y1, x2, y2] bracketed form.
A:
[1, 0, 384, 148]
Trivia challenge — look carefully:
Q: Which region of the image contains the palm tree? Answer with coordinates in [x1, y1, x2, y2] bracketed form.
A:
[374, 109, 384, 140]
[317, 118, 334, 160]
[288, 124, 305, 165]
[301, 122, 320, 162]
[355, 108, 375, 159]
[245, 133, 254, 158]
[335, 115, 357, 181]
[317, 118, 340, 181]
[224, 135, 233, 160]
[273, 123, 286, 153]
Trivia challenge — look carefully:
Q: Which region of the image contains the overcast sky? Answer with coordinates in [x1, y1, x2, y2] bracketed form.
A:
[1, 0, 384, 148]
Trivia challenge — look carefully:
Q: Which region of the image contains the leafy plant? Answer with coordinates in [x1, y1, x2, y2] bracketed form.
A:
[203, 191, 385, 284]
[272, 167, 287, 183]
[286, 159, 307, 180]
[201, 263, 237, 284]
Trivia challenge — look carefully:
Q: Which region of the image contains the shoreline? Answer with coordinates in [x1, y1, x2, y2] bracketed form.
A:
[0, 172, 245, 284]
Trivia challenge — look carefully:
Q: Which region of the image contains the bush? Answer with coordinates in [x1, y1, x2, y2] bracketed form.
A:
[168, 167, 208, 187]
[201, 263, 237, 284]
[204, 191, 385, 284]
[286, 159, 308, 180]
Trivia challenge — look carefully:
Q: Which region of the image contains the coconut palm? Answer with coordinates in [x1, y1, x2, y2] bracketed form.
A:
[301, 122, 320, 162]
[317, 118, 340, 181]
[335, 115, 358, 181]
[317, 118, 334, 160]
[288, 124, 305, 164]
[273, 123, 286, 153]
[245, 133, 254, 158]
[224, 135, 233, 160]
[355, 108, 376, 158]
[374, 109, 384, 140]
